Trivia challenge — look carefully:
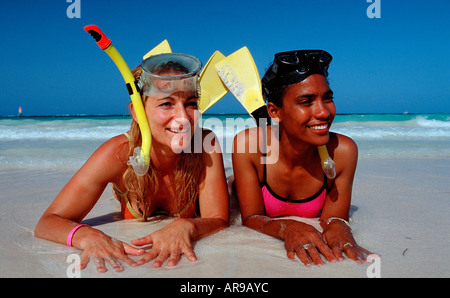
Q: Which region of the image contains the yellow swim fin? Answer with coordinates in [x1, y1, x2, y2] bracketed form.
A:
[215, 47, 268, 126]
[198, 51, 229, 113]
[142, 40, 172, 60]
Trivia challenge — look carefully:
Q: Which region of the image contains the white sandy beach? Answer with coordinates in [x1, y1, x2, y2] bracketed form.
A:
[0, 156, 449, 278]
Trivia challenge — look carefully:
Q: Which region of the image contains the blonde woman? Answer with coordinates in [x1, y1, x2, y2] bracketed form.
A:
[35, 53, 229, 273]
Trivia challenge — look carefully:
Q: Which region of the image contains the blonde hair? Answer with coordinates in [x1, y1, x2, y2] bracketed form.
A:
[122, 66, 204, 220]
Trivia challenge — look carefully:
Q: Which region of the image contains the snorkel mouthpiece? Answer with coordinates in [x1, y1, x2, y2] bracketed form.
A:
[84, 25, 151, 176]
[127, 147, 150, 176]
[317, 145, 336, 179]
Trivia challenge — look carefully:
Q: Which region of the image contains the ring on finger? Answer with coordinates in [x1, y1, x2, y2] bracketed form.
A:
[302, 243, 314, 250]
[343, 242, 353, 249]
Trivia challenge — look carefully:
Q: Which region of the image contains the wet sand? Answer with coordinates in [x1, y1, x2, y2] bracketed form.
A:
[0, 157, 449, 278]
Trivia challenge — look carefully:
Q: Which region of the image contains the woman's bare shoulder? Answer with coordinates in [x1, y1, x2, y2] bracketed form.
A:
[328, 133, 358, 175]
[94, 134, 129, 161]
[330, 133, 358, 156]
[79, 134, 129, 181]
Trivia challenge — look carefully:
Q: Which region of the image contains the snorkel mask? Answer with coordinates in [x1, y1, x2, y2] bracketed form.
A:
[262, 49, 336, 179]
[139, 53, 202, 98]
[262, 50, 332, 97]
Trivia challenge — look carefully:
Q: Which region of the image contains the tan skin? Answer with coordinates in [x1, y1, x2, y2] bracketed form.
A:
[34, 88, 229, 273]
[232, 74, 371, 266]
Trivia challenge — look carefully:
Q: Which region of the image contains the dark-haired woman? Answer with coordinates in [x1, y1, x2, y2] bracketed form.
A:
[232, 50, 372, 266]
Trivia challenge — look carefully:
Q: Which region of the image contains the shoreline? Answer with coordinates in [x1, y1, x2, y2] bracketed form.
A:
[2, 112, 449, 118]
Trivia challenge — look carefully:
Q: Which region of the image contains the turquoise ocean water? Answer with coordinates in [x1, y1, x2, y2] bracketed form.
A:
[0, 113, 449, 169]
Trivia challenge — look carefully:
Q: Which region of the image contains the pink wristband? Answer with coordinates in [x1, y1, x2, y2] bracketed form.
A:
[67, 224, 88, 247]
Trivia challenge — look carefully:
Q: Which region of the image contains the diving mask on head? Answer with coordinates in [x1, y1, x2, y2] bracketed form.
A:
[262, 50, 332, 95]
[139, 53, 202, 98]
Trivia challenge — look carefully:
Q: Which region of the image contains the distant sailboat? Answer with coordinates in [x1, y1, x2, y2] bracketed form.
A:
[18, 106, 22, 117]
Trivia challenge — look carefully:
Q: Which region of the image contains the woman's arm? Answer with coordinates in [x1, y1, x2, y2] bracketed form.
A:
[185, 129, 230, 240]
[319, 133, 372, 262]
[320, 133, 358, 222]
[132, 129, 229, 267]
[34, 135, 144, 272]
[232, 128, 336, 266]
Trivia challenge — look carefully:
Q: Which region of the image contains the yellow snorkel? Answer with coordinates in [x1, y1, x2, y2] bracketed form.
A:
[84, 25, 150, 176]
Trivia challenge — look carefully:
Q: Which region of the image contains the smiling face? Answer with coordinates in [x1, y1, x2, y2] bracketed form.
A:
[268, 74, 336, 146]
[142, 70, 200, 153]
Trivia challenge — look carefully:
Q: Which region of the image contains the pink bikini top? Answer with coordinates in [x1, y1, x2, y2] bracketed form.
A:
[261, 163, 328, 218]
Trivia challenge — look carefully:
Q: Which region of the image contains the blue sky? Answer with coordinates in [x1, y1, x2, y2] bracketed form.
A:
[1, 0, 449, 116]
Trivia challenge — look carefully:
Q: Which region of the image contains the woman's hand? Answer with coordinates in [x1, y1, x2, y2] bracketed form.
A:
[321, 220, 373, 264]
[78, 229, 146, 273]
[283, 221, 337, 267]
[132, 218, 197, 268]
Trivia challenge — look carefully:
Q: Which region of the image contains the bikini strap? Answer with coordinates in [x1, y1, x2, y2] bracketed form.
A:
[323, 173, 329, 192]
[261, 125, 268, 185]
[262, 161, 267, 185]
[111, 184, 142, 219]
